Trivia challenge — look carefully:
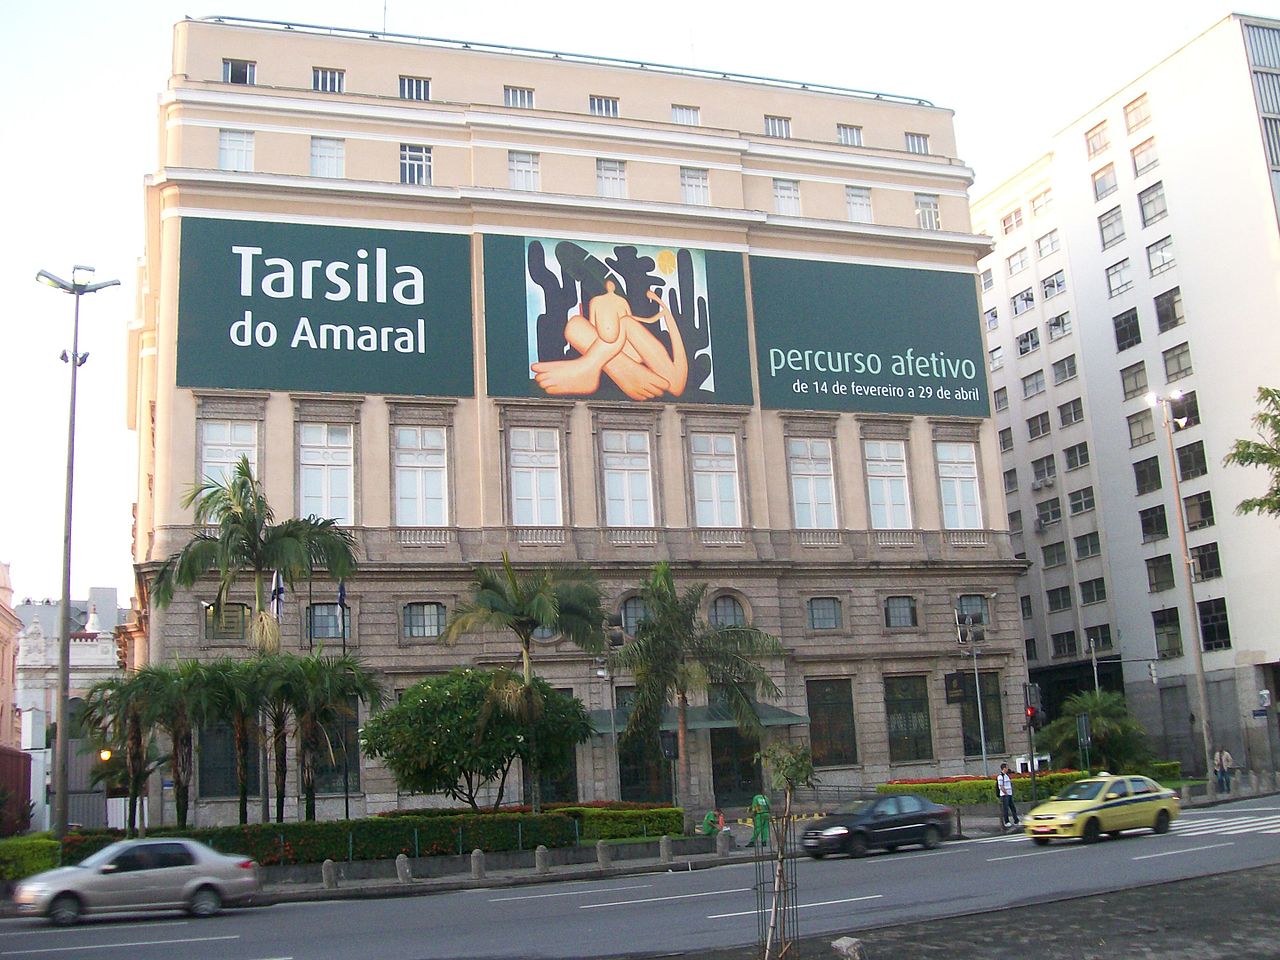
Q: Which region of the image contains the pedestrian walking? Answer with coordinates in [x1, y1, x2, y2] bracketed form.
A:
[1214, 748, 1234, 793]
[997, 763, 1020, 829]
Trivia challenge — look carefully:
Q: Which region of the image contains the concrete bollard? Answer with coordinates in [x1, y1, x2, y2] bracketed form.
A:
[471, 848, 486, 880]
[716, 829, 734, 857]
[659, 835, 673, 864]
[596, 839, 612, 869]
[395, 854, 412, 883]
[832, 936, 869, 959]
[535, 844, 549, 874]
[321, 858, 338, 889]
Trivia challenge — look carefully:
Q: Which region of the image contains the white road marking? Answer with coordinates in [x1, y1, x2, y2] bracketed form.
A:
[579, 887, 751, 910]
[489, 884, 653, 902]
[986, 846, 1088, 862]
[708, 894, 883, 920]
[0, 934, 239, 956]
[0, 921, 190, 938]
[1132, 841, 1234, 860]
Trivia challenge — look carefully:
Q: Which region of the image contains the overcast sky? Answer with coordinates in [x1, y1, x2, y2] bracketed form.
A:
[0, 0, 1271, 603]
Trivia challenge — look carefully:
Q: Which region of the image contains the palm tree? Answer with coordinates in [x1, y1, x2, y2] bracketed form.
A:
[134, 661, 218, 830]
[281, 652, 384, 821]
[1036, 689, 1153, 773]
[1223, 385, 1280, 518]
[81, 674, 155, 837]
[612, 562, 783, 833]
[201, 658, 264, 825]
[441, 554, 606, 812]
[258, 653, 296, 823]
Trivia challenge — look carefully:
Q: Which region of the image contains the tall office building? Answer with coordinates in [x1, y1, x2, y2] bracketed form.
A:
[130, 16, 1022, 824]
[974, 13, 1280, 775]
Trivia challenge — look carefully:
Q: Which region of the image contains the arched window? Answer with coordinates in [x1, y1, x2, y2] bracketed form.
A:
[709, 595, 745, 628]
[621, 597, 647, 636]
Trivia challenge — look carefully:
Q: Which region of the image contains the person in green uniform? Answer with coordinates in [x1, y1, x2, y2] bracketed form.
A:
[749, 793, 771, 846]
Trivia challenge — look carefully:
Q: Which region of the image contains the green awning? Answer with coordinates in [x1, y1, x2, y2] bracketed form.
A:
[589, 703, 808, 735]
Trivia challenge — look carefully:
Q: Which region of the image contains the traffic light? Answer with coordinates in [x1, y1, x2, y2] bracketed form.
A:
[1023, 682, 1043, 729]
[1025, 705, 1038, 727]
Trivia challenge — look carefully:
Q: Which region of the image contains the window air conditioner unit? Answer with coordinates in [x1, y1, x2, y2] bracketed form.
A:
[1043, 477, 1055, 487]
[1034, 519, 1047, 532]
[1032, 479, 1045, 490]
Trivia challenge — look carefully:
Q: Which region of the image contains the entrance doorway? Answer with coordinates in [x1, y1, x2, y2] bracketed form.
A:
[710, 728, 761, 806]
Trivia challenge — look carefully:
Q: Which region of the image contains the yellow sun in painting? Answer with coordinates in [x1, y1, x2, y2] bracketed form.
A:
[656, 249, 677, 275]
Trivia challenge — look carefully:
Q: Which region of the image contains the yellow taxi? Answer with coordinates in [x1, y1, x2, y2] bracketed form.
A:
[1023, 773, 1180, 845]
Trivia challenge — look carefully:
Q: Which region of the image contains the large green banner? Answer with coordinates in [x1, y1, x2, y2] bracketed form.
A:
[751, 257, 989, 416]
[176, 218, 474, 396]
[483, 235, 753, 405]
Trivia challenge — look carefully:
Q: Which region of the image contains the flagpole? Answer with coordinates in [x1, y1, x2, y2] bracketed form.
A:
[339, 580, 350, 821]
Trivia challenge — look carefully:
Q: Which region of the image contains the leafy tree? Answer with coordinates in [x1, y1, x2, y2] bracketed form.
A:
[201, 657, 264, 824]
[1035, 689, 1153, 773]
[1223, 386, 1280, 518]
[134, 660, 218, 829]
[81, 674, 157, 837]
[612, 562, 783, 832]
[362, 668, 593, 810]
[258, 654, 295, 824]
[441, 554, 605, 812]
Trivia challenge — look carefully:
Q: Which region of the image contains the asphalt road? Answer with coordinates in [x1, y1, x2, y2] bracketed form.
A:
[9, 797, 1280, 960]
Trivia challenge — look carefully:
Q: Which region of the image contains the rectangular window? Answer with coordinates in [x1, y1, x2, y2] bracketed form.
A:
[1121, 361, 1148, 400]
[589, 95, 619, 117]
[936, 442, 981, 529]
[884, 676, 932, 762]
[504, 85, 535, 108]
[1017, 329, 1041, 357]
[1052, 630, 1078, 658]
[1052, 355, 1077, 384]
[1031, 190, 1053, 215]
[313, 697, 361, 793]
[394, 426, 448, 526]
[299, 423, 353, 524]
[1132, 138, 1159, 176]
[1008, 510, 1023, 533]
[1093, 164, 1118, 200]
[984, 307, 999, 330]
[1027, 411, 1051, 440]
[508, 151, 540, 191]
[1133, 456, 1162, 495]
[1147, 236, 1176, 275]
[989, 345, 1005, 370]
[1192, 542, 1222, 581]
[1163, 341, 1193, 382]
[602, 429, 653, 526]
[884, 595, 918, 628]
[1059, 398, 1085, 428]
[994, 387, 1009, 412]
[764, 115, 791, 138]
[509, 427, 562, 525]
[1171, 391, 1200, 426]
[313, 67, 344, 93]
[1032, 453, 1056, 483]
[596, 158, 627, 199]
[404, 601, 446, 639]
[1198, 598, 1231, 650]
[1139, 182, 1168, 226]
[1042, 541, 1066, 567]
[1080, 578, 1107, 605]
[1037, 497, 1062, 526]
[1155, 287, 1184, 332]
[999, 428, 1014, 453]
[788, 437, 836, 529]
[1177, 440, 1207, 481]
[306, 603, 350, 645]
[1140, 503, 1169, 542]
[905, 132, 930, 154]
[1069, 486, 1095, 515]
[806, 680, 857, 766]
[1075, 531, 1101, 560]
[808, 597, 842, 630]
[773, 179, 801, 215]
[1037, 230, 1061, 257]
[691, 433, 740, 527]
[205, 603, 249, 641]
[1008, 289, 1033, 318]
[222, 59, 255, 84]
[1184, 491, 1215, 531]
[201, 420, 257, 484]
[1001, 209, 1024, 234]
[1047, 587, 1072, 612]
[1128, 409, 1156, 447]
[865, 439, 911, 530]
[1026, 638, 1038, 661]
[399, 75, 430, 101]
[1048, 312, 1072, 341]
[915, 194, 941, 230]
[1041, 270, 1067, 299]
[981, 269, 994, 292]
[1064, 441, 1090, 470]
[846, 186, 873, 222]
[1125, 94, 1152, 132]
[1021, 595, 1034, 620]
[199, 721, 260, 799]
[400, 144, 432, 185]
[1004, 468, 1018, 494]
[1146, 555, 1176, 592]
[961, 671, 1005, 757]
[1107, 260, 1133, 298]
[1007, 248, 1029, 276]
[837, 123, 863, 146]
[218, 130, 254, 172]
[1154, 608, 1182, 658]
[310, 137, 344, 178]
[671, 104, 700, 125]
[1113, 309, 1142, 351]
[1086, 624, 1113, 651]
[680, 167, 710, 205]
[1099, 207, 1125, 249]
[1086, 121, 1109, 158]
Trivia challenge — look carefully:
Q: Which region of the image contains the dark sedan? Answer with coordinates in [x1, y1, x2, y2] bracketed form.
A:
[801, 793, 954, 858]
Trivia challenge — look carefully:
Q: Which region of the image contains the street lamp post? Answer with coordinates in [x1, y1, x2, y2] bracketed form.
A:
[36, 266, 120, 840]
[1147, 389, 1214, 781]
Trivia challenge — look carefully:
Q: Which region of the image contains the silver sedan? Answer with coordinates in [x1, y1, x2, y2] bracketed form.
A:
[14, 838, 260, 925]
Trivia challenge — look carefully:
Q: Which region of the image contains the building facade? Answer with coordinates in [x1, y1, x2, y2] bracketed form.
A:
[974, 13, 1280, 775]
[0, 566, 20, 750]
[130, 16, 1025, 824]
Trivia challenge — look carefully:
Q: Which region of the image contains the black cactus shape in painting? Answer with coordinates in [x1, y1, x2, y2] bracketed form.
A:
[526, 240, 580, 361]
[667, 248, 713, 392]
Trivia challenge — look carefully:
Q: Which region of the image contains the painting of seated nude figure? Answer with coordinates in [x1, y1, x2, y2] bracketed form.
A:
[524, 238, 715, 402]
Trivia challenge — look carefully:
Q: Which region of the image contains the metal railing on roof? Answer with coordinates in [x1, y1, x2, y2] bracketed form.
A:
[196, 15, 935, 107]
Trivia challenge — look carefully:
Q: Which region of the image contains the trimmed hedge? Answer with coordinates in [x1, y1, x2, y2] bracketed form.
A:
[1147, 761, 1181, 783]
[878, 771, 1090, 805]
[558, 807, 684, 842]
[0, 836, 60, 883]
